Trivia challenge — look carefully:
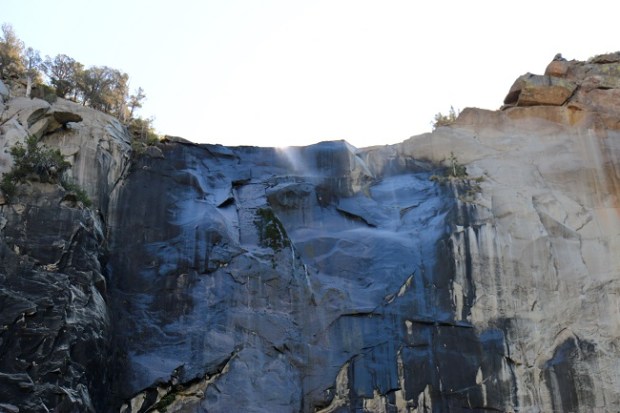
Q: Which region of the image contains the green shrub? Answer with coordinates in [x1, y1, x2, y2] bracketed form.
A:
[6, 135, 71, 184]
[154, 393, 176, 412]
[1, 135, 91, 207]
[447, 152, 467, 178]
[61, 178, 92, 207]
[0, 174, 16, 197]
[430, 152, 467, 184]
[429, 152, 486, 202]
[255, 208, 290, 251]
[1, 135, 71, 199]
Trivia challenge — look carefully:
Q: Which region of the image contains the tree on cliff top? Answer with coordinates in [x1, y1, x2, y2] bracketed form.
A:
[0, 23, 24, 79]
[77, 66, 130, 118]
[0, 22, 158, 147]
[42, 54, 83, 99]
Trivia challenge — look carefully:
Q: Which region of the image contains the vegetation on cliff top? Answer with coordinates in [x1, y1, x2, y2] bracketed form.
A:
[0, 23, 159, 148]
[431, 106, 459, 130]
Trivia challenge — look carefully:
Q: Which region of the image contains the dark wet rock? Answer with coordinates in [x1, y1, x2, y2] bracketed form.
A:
[143, 144, 164, 158]
[107, 141, 521, 412]
[0, 183, 109, 412]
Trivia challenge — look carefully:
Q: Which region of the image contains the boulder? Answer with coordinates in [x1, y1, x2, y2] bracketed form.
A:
[52, 110, 83, 125]
[42, 110, 83, 135]
[504, 74, 577, 106]
[28, 116, 52, 138]
[545, 60, 569, 77]
[161, 135, 193, 144]
[27, 110, 83, 138]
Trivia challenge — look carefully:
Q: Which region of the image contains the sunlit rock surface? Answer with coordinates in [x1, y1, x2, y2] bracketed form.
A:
[1, 53, 620, 413]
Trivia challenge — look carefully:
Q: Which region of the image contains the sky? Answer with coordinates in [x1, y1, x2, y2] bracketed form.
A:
[3, 1, 620, 148]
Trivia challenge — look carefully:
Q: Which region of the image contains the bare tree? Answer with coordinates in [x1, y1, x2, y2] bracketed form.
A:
[128, 87, 146, 118]
[24, 47, 42, 97]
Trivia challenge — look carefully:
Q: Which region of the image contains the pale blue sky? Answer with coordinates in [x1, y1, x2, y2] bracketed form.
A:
[4, 1, 620, 147]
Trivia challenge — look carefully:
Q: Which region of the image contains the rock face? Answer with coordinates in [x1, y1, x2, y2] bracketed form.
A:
[108, 141, 488, 412]
[0, 94, 130, 412]
[0, 183, 109, 412]
[398, 111, 620, 412]
[2, 54, 620, 413]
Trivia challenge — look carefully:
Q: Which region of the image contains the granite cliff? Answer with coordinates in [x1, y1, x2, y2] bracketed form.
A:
[1, 54, 619, 412]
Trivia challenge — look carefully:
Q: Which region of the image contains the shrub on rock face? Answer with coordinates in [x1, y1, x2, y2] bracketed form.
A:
[60, 179, 92, 207]
[430, 152, 468, 181]
[0, 135, 79, 200]
[7, 135, 70, 181]
[429, 152, 485, 203]
[128, 116, 161, 155]
[447, 152, 467, 178]
[255, 208, 290, 251]
[0, 174, 16, 197]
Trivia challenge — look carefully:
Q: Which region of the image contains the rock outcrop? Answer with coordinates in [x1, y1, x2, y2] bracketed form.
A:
[1, 52, 620, 413]
[0, 182, 109, 412]
[504, 73, 577, 107]
[0, 84, 131, 412]
[504, 51, 620, 130]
